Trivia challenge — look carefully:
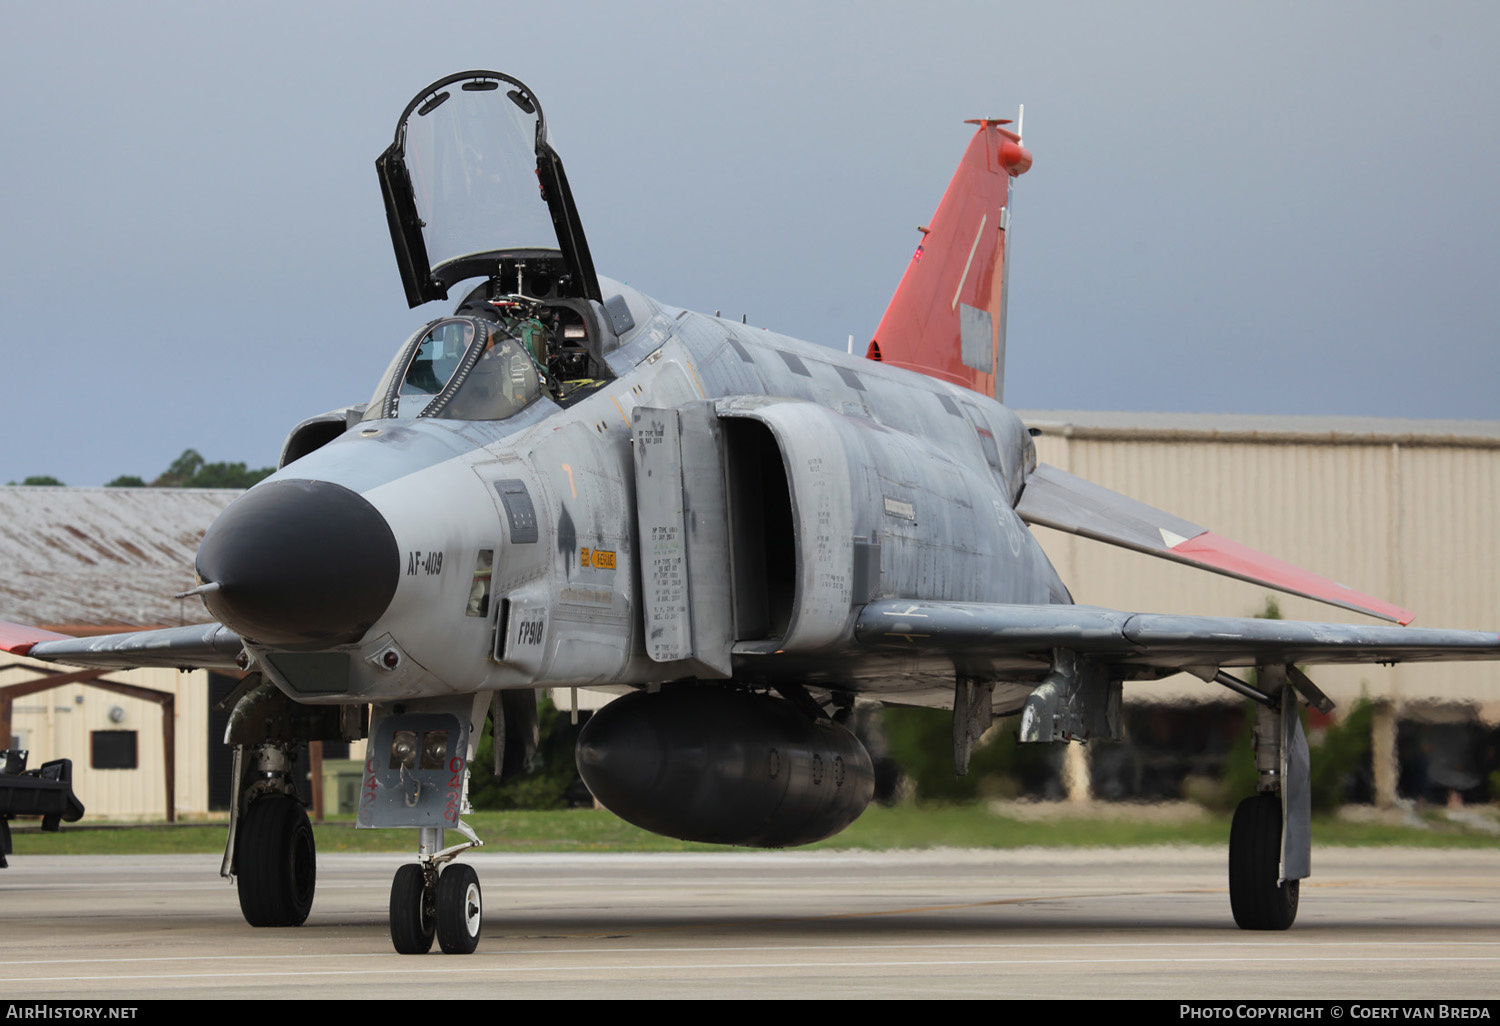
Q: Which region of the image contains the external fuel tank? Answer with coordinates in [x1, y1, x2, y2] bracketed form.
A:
[576, 687, 875, 847]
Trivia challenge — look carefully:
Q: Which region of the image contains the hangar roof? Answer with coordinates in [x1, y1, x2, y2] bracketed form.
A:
[0, 487, 238, 631]
[1019, 411, 1500, 448]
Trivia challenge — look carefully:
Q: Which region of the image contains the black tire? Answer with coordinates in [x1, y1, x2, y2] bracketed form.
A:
[1229, 792, 1299, 930]
[435, 863, 482, 955]
[235, 795, 316, 927]
[389, 863, 435, 954]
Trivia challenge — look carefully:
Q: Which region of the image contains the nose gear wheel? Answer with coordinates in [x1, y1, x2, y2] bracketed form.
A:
[436, 863, 482, 954]
[389, 863, 436, 954]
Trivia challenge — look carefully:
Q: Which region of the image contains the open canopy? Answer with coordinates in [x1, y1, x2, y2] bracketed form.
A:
[377, 70, 599, 308]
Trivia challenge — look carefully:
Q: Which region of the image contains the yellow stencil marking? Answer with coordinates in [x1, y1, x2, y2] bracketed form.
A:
[684, 359, 707, 398]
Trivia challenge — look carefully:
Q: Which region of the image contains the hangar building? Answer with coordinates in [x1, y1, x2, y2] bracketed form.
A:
[1021, 411, 1500, 806]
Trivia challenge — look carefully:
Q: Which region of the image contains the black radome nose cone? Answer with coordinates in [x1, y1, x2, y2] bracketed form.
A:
[196, 479, 399, 645]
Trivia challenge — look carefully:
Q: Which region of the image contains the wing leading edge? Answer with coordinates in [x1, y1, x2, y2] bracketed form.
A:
[854, 599, 1500, 679]
[0, 620, 243, 670]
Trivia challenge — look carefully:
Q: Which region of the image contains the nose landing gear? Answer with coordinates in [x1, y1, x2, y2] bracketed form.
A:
[388, 824, 484, 954]
[359, 695, 491, 954]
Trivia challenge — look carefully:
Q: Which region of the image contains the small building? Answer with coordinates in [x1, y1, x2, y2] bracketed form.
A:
[0, 486, 240, 820]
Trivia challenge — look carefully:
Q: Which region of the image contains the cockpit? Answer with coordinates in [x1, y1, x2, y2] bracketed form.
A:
[367, 279, 642, 424]
[367, 316, 540, 422]
[370, 70, 636, 422]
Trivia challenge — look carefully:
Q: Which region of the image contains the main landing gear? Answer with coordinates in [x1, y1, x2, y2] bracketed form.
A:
[1224, 666, 1313, 931]
[1229, 792, 1298, 930]
[221, 677, 358, 929]
[224, 737, 319, 928]
[236, 793, 317, 927]
[389, 826, 484, 954]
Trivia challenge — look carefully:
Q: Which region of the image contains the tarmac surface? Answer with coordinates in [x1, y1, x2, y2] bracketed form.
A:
[1, 847, 1498, 1001]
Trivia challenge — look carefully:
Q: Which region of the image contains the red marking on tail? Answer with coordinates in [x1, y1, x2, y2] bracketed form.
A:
[867, 122, 1031, 399]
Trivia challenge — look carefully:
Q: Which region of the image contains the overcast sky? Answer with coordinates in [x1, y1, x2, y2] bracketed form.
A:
[3, 1, 1497, 486]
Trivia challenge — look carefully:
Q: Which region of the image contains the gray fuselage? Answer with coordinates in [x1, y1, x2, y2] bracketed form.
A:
[237, 279, 1069, 712]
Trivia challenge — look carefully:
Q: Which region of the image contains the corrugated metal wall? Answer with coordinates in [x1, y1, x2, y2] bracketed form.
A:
[1028, 424, 1500, 717]
[2, 656, 210, 820]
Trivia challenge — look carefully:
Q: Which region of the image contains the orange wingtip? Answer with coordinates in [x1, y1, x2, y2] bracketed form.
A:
[0, 620, 74, 657]
[1172, 532, 1416, 625]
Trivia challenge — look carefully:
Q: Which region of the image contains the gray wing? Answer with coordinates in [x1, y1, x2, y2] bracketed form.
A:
[854, 600, 1500, 680]
[6, 622, 244, 671]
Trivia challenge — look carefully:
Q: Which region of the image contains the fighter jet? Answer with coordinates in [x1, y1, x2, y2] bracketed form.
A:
[3, 70, 1498, 954]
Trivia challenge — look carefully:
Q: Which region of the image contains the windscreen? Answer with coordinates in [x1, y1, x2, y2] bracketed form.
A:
[368, 317, 543, 422]
[432, 334, 541, 421]
[397, 320, 475, 417]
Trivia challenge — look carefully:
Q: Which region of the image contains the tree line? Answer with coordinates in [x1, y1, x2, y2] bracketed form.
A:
[7, 449, 275, 489]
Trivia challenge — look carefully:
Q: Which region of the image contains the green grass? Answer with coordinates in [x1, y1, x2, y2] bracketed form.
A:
[9, 803, 1500, 857]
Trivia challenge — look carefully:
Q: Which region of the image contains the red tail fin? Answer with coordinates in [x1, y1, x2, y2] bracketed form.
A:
[867, 120, 1031, 400]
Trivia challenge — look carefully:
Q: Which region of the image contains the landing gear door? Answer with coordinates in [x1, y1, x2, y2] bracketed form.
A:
[358, 708, 472, 829]
[377, 70, 600, 308]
